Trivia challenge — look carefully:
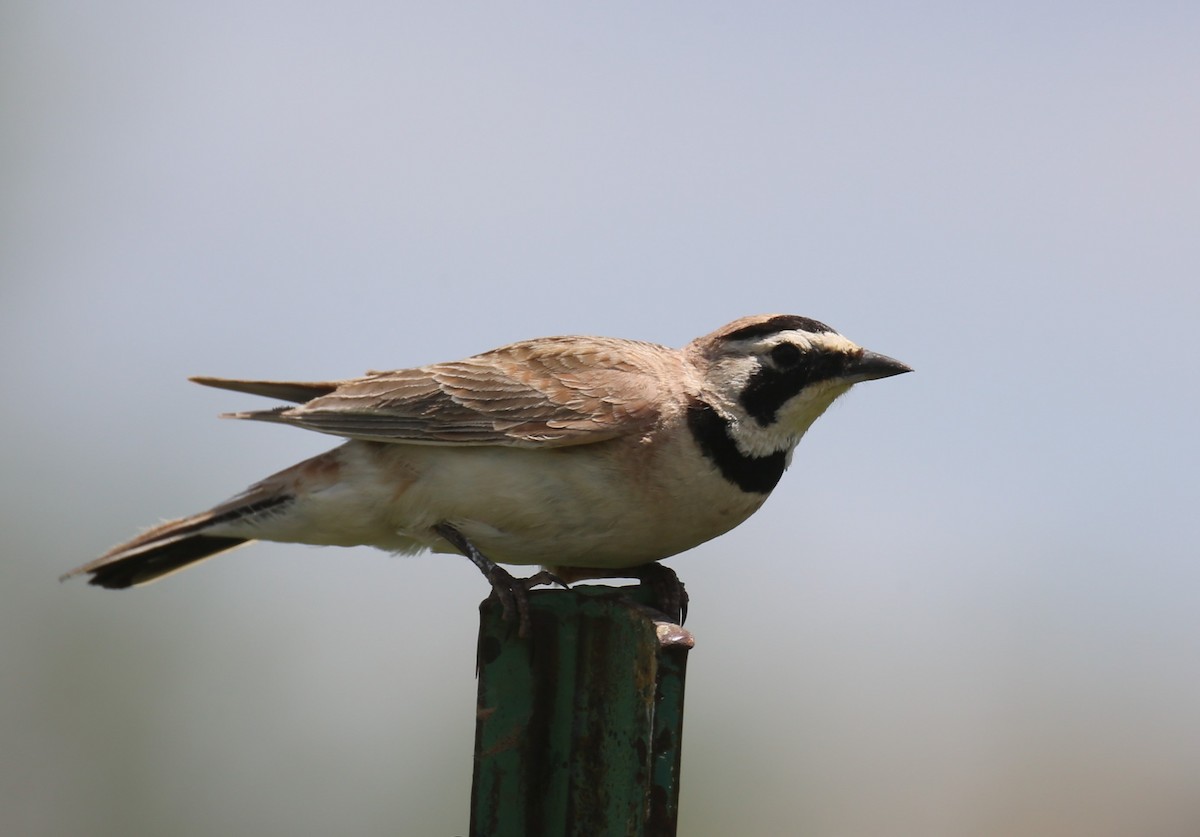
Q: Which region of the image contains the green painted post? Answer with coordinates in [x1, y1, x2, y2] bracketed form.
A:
[470, 584, 694, 837]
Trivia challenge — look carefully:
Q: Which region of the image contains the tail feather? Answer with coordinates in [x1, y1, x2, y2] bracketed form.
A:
[79, 534, 250, 588]
[67, 459, 310, 590]
[65, 492, 295, 588]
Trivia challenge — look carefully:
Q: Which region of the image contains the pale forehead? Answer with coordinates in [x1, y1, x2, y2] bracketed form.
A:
[724, 326, 860, 355]
[770, 329, 860, 353]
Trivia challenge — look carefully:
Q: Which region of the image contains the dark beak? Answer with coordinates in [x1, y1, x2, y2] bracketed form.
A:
[846, 350, 912, 383]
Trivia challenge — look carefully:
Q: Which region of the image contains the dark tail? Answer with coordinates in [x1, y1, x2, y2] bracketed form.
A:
[63, 511, 255, 588]
[77, 535, 249, 588]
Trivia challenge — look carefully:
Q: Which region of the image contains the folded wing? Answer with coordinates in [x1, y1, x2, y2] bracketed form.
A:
[192, 336, 669, 447]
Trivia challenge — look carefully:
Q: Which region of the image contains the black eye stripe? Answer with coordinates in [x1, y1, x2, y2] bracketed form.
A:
[769, 343, 801, 367]
[739, 351, 848, 426]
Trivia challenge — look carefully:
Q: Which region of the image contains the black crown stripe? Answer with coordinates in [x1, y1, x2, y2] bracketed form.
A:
[722, 315, 835, 342]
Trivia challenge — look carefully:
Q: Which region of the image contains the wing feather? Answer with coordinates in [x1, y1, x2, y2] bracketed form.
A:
[210, 336, 673, 447]
[190, 376, 339, 404]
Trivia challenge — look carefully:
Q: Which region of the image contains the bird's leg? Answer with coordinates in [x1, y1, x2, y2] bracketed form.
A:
[433, 522, 566, 638]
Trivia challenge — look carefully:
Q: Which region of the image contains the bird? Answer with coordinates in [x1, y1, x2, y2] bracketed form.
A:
[63, 314, 910, 633]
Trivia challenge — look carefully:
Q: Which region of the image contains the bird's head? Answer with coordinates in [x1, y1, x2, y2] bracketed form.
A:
[687, 314, 911, 457]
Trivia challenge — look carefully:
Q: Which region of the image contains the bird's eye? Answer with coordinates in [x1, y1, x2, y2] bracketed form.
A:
[769, 342, 802, 368]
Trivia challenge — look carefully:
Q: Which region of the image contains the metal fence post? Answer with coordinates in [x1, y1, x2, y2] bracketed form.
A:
[470, 584, 694, 837]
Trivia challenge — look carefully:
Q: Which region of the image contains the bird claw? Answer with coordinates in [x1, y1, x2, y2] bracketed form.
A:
[522, 569, 570, 591]
[436, 522, 575, 638]
[435, 523, 686, 637]
[630, 563, 688, 625]
[484, 565, 568, 638]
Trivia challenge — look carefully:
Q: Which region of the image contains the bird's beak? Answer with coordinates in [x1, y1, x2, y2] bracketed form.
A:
[846, 350, 912, 382]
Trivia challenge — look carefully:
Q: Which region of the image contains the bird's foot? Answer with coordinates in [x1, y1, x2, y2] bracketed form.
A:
[435, 522, 567, 638]
[630, 563, 689, 625]
[482, 565, 570, 638]
[549, 562, 689, 624]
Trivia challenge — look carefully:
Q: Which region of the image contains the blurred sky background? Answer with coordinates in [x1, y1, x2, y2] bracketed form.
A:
[3, 3, 1199, 836]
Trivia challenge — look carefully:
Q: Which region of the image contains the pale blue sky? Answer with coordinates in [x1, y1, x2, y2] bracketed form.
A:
[3, 4, 1198, 835]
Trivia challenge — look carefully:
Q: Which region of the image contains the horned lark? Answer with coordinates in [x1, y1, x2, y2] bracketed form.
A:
[64, 314, 910, 631]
